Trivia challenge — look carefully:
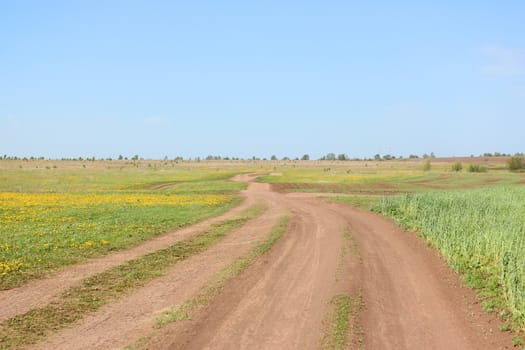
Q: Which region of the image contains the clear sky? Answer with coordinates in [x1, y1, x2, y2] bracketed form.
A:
[1, 1, 524, 159]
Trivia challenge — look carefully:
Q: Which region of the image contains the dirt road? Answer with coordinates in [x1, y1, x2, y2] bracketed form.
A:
[25, 175, 514, 349]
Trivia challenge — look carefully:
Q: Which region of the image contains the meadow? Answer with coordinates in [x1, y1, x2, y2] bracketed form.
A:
[257, 158, 524, 194]
[0, 161, 247, 289]
[2, 156, 525, 336]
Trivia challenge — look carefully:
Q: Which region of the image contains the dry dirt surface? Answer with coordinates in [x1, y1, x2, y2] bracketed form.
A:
[13, 174, 515, 349]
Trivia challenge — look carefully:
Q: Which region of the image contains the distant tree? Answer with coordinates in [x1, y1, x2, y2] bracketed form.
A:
[271, 155, 278, 160]
[337, 153, 349, 161]
[374, 154, 381, 160]
[451, 162, 463, 172]
[430, 152, 436, 158]
[301, 154, 310, 161]
[282, 156, 290, 161]
[118, 155, 124, 160]
[324, 153, 336, 161]
[382, 154, 393, 161]
[132, 154, 139, 161]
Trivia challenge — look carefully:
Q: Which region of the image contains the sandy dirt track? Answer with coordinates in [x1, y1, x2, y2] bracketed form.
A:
[16, 174, 514, 349]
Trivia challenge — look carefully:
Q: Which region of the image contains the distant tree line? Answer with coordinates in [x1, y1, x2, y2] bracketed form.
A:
[1, 152, 524, 162]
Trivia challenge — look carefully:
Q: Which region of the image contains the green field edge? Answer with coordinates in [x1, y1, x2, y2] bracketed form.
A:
[0, 204, 266, 350]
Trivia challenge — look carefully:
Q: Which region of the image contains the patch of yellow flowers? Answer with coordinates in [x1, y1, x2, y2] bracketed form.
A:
[0, 258, 24, 276]
[0, 192, 230, 224]
[0, 192, 228, 208]
[1, 192, 232, 278]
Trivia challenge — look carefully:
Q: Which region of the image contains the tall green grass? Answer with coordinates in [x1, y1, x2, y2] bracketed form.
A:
[374, 186, 525, 331]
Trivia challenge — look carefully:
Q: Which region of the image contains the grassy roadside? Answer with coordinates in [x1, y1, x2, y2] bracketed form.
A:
[154, 215, 290, 327]
[0, 205, 265, 350]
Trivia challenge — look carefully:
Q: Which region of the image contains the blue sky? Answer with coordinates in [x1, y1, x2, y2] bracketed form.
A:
[1, 1, 524, 159]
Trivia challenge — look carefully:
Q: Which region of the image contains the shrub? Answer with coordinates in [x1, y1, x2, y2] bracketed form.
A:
[467, 164, 488, 173]
[422, 159, 431, 171]
[507, 156, 524, 171]
[451, 162, 463, 172]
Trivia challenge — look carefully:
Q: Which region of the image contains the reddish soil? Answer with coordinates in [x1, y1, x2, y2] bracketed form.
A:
[9, 175, 515, 349]
[271, 182, 398, 194]
[431, 156, 510, 165]
[483, 177, 502, 184]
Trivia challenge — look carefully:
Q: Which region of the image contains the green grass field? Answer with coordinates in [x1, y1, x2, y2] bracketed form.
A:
[0, 163, 247, 289]
[258, 162, 524, 194]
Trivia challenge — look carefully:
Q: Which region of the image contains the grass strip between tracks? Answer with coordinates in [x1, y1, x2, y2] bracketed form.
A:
[322, 294, 353, 350]
[0, 204, 266, 350]
[154, 215, 290, 327]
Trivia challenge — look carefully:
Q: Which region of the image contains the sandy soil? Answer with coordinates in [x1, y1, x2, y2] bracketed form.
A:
[11, 174, 515, 349]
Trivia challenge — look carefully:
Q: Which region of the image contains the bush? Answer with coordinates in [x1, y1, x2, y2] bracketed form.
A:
[507, 156, 524, 171]
[422, 159, 431, 171]
[468, 164, 488, 173]
[451, 162, 463, 172]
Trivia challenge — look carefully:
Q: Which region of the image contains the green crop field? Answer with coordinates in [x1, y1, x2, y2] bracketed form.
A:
[374, 186, 525, 331]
